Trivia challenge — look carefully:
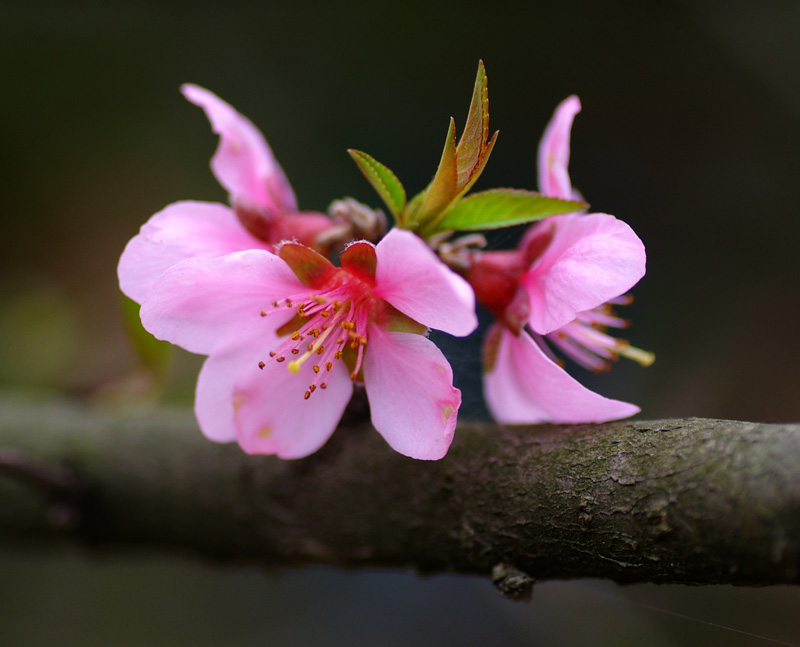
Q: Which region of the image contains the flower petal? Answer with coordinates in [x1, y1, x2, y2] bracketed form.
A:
[182, 84, 297, 214]
[522, 213, 646, 334]
[233, 349, 353, 459]
[194, 347, 250, 443]
[118, 201, 266, 304]
[537, 95, 581, 200]
[364, 326, 460, 460]
[373, 229, 477, 337]
[140, 249, 303, 355]
[484, 325, 639, 424]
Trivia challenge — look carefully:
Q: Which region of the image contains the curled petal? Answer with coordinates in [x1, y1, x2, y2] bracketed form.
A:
[118, 201, 266, 304]
[364, 326, 460, 460]
[373, 229, 477, 337]
[521, 213, 646, 334]
[233, 351, 353, 459]
[182, 84, 297, 214]
[484, 325, 639, 424]
[537, 95, 581, 200]
[140, 250, 303, 355]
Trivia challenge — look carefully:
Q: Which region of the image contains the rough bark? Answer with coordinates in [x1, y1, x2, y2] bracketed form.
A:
[1, 393, 799, 593]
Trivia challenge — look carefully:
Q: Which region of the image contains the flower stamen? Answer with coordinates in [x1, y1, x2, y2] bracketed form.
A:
[258, 280, 375, 397]
[540, 297, 655, 372]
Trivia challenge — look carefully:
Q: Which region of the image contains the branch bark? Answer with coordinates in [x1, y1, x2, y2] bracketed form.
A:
[1, 393, 799, 592]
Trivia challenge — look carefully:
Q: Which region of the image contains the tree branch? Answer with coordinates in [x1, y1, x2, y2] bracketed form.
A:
[1, 393, 798, 593]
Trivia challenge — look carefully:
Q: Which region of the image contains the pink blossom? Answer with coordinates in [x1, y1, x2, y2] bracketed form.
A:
[475, 96, 652, 424]
[134, 228, 477, 460]
[118, 85, 332, 304]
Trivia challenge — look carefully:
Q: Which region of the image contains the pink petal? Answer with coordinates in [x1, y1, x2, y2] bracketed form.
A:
[537, 95, 581, 200]
[373, 229, 477, 337]
[484, 325, 640, 423]
[522, 213, 646, 334]
[233, 349, 353, 459]
[182, 84, 297, 214]
[194, 346, 251, 443]
[364, 326, 460, 460]
[118, 200, 266, 304]
[140, 249, 303, 355]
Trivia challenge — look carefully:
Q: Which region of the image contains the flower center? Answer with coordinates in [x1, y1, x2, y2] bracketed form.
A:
[258, 272, 374, 399]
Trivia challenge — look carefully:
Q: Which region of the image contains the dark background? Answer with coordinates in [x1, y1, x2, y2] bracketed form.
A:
[2, 1, 799, 645]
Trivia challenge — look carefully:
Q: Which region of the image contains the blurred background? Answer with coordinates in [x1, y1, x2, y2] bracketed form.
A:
[1, 0, 799, 645]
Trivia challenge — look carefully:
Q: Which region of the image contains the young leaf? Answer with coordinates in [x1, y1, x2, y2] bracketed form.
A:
[348, 150, 407, 220]
[410, 61, 499, 234]
[455, 60, 497, 195]
[412, 117, 459, 224]
[436, 189, 586, 231]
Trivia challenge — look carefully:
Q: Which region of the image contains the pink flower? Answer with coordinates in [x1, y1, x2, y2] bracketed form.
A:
[133, 228, 477, 460]
[118, 85, 333, 304]
[473, 96, 652, 424]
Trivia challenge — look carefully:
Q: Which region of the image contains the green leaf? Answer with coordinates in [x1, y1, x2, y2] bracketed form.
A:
[456, 59, 493, 193]
[347, 150, 407, 220]
[413, 117, 459, 224]
[437, 189, 587, 231]
[410, 61, 500, 235]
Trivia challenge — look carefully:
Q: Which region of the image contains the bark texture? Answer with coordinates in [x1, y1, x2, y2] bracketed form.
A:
[1, 393, 799, 589]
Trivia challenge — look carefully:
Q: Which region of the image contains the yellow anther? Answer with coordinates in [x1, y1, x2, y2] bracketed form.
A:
[291, 349, 300, 355]
[313, 365, 320, 374]
[315, 346, 325, 355]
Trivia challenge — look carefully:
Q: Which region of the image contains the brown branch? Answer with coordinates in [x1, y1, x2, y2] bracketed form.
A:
[1, 393, 798, 594]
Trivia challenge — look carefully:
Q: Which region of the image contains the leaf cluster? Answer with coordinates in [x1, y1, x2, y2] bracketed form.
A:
[348, 61, 585, 240]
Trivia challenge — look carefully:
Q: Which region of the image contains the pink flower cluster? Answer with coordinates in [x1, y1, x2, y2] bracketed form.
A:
[473, 97, 654, 424]
[118, 84, 651, 461]
[119, 86, 476, 459]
